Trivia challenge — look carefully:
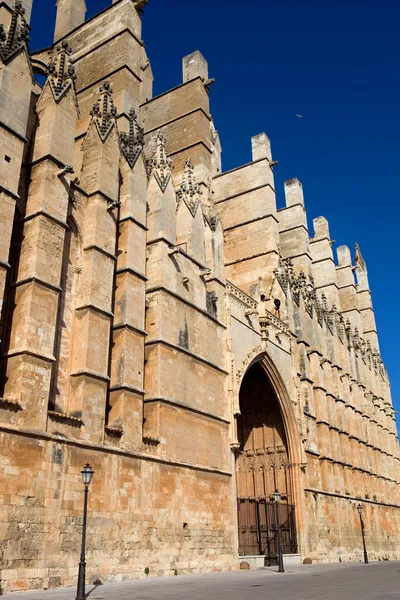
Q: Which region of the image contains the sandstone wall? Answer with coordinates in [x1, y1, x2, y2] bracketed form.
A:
[0, 430, 236, 592]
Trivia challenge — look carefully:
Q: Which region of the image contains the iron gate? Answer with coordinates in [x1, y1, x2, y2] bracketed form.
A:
[237, 499, 297, 565]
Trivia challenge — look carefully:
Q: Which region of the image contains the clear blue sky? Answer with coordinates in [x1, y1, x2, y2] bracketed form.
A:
[31, 0, 399, 415]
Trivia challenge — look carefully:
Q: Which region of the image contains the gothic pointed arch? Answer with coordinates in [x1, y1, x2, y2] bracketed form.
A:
[234, 349, 305, 560]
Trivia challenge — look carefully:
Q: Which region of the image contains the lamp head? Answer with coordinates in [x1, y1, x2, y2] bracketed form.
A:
[81, 463, 94, 486]
[357, 503, 362, 515]
[273, 490, 281, 503]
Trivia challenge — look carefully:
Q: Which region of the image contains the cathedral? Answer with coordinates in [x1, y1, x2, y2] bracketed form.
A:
[0, 0, 399, 593]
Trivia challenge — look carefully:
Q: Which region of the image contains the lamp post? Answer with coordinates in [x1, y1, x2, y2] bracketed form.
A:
[357, 503, 368, 564]
[76, 463, 94, 600]
[273, 490, 284, 573]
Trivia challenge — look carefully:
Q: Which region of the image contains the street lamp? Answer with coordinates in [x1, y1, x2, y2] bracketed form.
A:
[76, 463, 94, 600]
[357, 503, 368, 564]
[273, 490, 284, 573]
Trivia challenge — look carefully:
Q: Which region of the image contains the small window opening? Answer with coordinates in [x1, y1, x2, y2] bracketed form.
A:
[5, 155, 11, 163]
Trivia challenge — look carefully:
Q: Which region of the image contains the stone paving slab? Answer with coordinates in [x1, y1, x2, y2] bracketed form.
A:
[3, 562, 400, 600]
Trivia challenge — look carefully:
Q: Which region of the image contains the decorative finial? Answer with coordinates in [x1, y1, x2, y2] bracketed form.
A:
[47, 41, 77, 103]
[90, 82, 117, 142]
[147, 131, 172, 192]
[119, 108, 144, 168]
[0, 0, 30, 64]
[176, 159, 202, 216]
[321, 292, 328, 311]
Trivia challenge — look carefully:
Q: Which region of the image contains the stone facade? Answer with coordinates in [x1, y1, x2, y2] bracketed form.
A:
[0, 0, 398, 593]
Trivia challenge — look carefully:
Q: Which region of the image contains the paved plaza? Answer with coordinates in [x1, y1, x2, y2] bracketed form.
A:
[3, 561, 399, 600]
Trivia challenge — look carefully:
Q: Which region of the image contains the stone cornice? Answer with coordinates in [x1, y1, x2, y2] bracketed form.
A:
[146, 285, 226, 329]
[145, 338, 228, 375]
[116, 266, 147, 282]
[224, 213, 279, 232]
[304, 487, 400, 509]
[225, 248, 279, 268]
[144, 107, 211, 137]
[214, 182, 275, 206]
[144, 396, 230, 424]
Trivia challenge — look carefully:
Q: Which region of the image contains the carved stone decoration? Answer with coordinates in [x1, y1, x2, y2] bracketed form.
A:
[206, 291, 218, 318]
[366, 341, 373, 370]
[90, 82, 117, 143]
[315, 298, 324, 327]
[353, 327, 361, 352]
[202, 175, 219, 231]
[119, 107, 144, 169]
[372, 350, 379, 373]
[291, 272, 302, 306]
[176, 159, 202, 216]
[321, 293, 328, 312]
[336, 312, 345, 343]
[47, 41, 77, 105]
[147, 131, 172, 192]
[345, 319, 353, 349]
[303, 281, 316, 318]
[360, 338, 367, 361]
[236, 345, 264, 388]
[0, 0, 30, 64]
[378, 357, 386, 380]
[258, 316, 269, 342]
[325, 301, 334, 333]
[274, 257, 294, 292]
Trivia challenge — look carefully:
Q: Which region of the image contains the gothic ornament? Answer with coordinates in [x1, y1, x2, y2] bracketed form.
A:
[119, 107, 144, 169]
[345, 318, 353, 348]
[315, 298, 324, 327]
[90, 82, 117, 143]
[176, 159, 202, 216]
[206, 290, 218, 318]
[0, 0, 29, 64]
[47, 41, 77, 104]
[274, 257, 293, 291]
[303, 281, 315, 318]
[202, 174, 219, 230]
[336, 312, 345, 343]
[353, 327, 361, 352]
[147, 131, 172, 192]
[291, 271, 302, 306]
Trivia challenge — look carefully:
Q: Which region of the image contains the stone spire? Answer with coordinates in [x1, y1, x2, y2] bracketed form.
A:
[90, 82, 117, 143]
[0, 0, 29, 63]
[47, 41, 77, 104]
[176, 159, 202, 216]
[354, 242, 366, 271]
[147, 131, 172, 192]
[119, 107, 144, 169]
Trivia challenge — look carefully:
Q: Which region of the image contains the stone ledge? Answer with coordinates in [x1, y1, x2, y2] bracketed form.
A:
[304, 487, 400, 508]
[145, 338, 228, 375]
[48, 410, 83, 427]
[144, 396, 230, 425]
[0, 397, 22, 411]
[146, 285, 226, 329]
[105, 425, 124, 437]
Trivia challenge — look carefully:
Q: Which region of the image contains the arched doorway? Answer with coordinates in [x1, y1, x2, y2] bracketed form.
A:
[236, 361, 298, 563]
